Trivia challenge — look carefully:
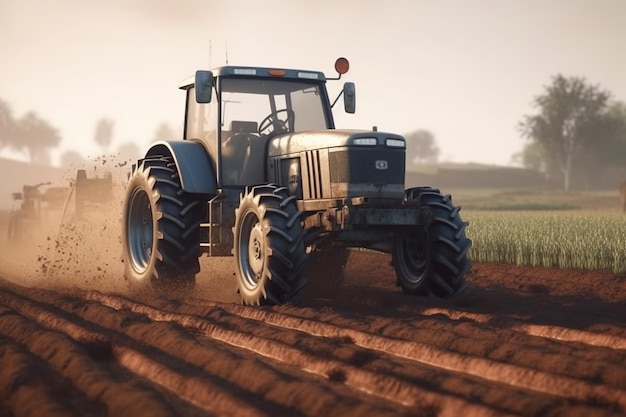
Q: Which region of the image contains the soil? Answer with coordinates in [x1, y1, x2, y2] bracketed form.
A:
[0, 229, 625, 417]
[0, 158, 625, 416]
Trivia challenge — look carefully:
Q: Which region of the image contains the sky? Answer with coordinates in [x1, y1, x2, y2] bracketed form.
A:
[1, 0, 625, 166]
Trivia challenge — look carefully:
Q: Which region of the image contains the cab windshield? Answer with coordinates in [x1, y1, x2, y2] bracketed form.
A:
[219, 78, 329, 138]
[216, 78, 329, 185]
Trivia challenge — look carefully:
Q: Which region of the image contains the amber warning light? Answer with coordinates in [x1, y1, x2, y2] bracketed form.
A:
[268, 69, 287, 77]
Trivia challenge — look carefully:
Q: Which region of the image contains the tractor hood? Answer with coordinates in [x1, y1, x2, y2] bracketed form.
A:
[268, 129, 406, 156]
[266, 129, 407, 202]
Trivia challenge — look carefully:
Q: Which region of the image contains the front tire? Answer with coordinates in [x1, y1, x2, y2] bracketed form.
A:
[393, 187, 471, 297]
[122, 155, 202, 293]
[233, 184, 308, 305]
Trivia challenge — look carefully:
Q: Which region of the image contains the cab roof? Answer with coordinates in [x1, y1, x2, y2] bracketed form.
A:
[179, 65, 327, 90]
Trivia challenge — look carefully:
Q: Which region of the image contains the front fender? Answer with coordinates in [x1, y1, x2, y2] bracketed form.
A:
[143, 140, 217, 195]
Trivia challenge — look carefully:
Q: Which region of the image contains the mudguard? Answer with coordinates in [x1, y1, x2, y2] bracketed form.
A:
[144, 140, 217, 195]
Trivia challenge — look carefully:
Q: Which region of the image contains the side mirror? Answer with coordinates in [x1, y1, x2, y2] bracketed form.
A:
[195, 70, 213, 103]
[343, 82, 356, 114]
[12, 192, 23, 201]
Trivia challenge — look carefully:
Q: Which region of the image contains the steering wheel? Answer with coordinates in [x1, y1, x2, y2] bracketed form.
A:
[258, 109, 294, 135]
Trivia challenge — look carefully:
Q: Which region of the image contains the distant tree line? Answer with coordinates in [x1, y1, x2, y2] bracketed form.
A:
[0, 98, 61, 164]
[517, 75, 626, 191]
[0, 97, 176, 167]
[404, 129, 440, 164]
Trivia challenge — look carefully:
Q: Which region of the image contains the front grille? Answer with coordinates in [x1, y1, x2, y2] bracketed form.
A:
[305, 150, 323, 199]
[329, 148, 405, 185]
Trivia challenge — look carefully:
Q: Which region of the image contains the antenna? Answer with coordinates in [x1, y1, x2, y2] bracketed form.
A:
[225, 39, 229, 64]
[208, 40, 212, 67]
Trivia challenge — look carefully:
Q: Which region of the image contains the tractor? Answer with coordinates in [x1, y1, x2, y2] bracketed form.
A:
[7, 182, 66, 241]
[122, 58, 471, 305]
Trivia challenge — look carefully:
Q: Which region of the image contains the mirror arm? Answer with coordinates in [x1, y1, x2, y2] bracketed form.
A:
[330, 90, 344, 109]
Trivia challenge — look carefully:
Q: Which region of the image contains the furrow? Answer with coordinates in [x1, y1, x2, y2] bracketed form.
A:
[0, 333, 99, 417]
[114, 345, 267, 417]
[139, 297, 621, 416]
[85, 291, 517, 417]
[187, 298, 626, 412]
[0, 305, 179, 417]
[418, 307, 626, 350]
[1, 282, 415, 417]
[0, 287, 271, 417]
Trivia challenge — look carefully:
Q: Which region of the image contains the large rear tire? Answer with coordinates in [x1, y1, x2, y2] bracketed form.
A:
[233, 184, 308, 305]
[392, 187, 471, 297]
[122, 155, 202, 293]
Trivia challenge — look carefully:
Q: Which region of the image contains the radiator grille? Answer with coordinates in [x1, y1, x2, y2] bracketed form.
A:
[329, 148, 405, 184]
[305, 150, 323, 199]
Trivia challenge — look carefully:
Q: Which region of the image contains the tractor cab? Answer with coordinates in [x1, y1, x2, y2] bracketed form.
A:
[179, 59, 354, 188]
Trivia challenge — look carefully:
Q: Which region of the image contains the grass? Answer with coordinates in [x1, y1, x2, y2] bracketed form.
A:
[448, 188, 621, 211]
[438, 185, 626, 272]
[464, 210, 626, 273]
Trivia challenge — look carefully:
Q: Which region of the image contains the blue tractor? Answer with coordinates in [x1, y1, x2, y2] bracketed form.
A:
[121, 58, 471, 305]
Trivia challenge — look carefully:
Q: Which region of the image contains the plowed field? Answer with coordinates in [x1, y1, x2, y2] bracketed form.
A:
[0, 230, 625, 417]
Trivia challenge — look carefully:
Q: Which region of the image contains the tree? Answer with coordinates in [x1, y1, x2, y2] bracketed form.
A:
[0, 99, 18, 150]
[404, 129, 440, 164]
[594, 101, 626, 167]
[94, 118, 114, 154]
[16, 111, 61, 164]
[519, 75, 611, 191]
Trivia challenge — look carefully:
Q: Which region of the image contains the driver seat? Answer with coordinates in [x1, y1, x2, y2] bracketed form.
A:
[223, 121, 258, 184]
[230, 120, 258, 137]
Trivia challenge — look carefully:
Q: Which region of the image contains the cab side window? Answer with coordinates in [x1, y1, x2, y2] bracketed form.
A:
[186, 86, 218, 157]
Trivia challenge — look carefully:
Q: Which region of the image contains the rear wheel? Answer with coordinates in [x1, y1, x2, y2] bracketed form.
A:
[233, 184, 308, 305]
[122, 155, 202, 293]
[393, 187, 471, 297]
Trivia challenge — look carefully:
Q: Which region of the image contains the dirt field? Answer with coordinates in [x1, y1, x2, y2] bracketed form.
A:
[0, 218, 625, 417]
[0, 155, 625, 416]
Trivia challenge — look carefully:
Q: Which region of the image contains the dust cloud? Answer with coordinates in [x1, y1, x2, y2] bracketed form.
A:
[0, 156, 129, 293]
[0, 155, 241, 303]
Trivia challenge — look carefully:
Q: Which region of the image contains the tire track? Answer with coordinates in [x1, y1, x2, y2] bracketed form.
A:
[267, 302, 626, 387]
[0, 334, 102, 417]
[0, 287, 310, 417]
[0, 282, 416, 417]
[179, 297, 626, 413]
[82, 291, 512, 417]
[0, 305, 181, 417]
[1, 276, 624, 416]
[417, 307, 626, 350]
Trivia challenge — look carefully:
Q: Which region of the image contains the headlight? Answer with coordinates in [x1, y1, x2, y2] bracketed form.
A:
[353, 137, 378, 146]
[385, 138, 405, 148]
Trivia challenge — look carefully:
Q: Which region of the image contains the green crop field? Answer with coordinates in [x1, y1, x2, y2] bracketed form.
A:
[449, 185, 626, 273]
[464, 210, 626, 273]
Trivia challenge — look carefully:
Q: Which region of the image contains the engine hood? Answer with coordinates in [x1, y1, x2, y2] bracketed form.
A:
[268, 129, 405, 156]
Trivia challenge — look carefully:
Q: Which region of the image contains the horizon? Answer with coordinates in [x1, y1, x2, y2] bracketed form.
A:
[1, 0, 625, 167]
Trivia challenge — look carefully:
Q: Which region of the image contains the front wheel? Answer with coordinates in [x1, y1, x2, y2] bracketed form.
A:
[233, 184, 308, 305]
[392, 187, 471, 297]
[122, 155, 202, 293]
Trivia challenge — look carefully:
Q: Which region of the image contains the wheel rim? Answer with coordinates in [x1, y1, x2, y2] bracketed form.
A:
[239, 210, 265, 290]
[127, 187, 154, 273]
[398, 230, 428, 284]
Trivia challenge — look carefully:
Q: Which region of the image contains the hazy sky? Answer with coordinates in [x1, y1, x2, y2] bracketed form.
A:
[1, 0, 625, 166]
